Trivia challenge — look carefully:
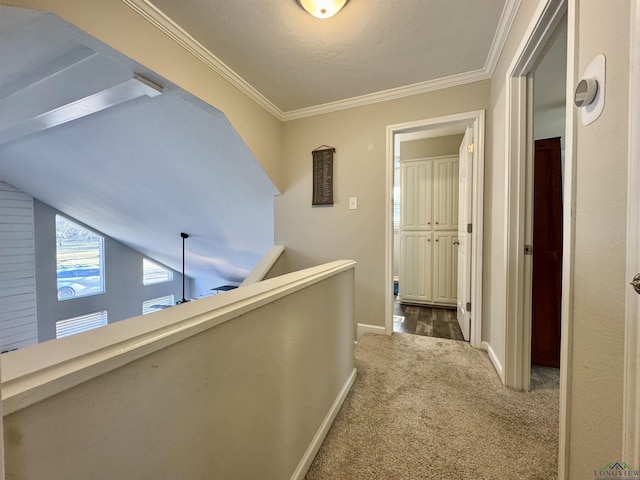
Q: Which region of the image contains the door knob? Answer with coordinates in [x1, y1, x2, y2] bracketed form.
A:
[631, 273, 640, 294]
[452, 239, 460, 246]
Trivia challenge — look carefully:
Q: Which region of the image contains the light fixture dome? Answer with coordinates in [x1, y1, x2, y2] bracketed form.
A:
[296, 0, 349, 19]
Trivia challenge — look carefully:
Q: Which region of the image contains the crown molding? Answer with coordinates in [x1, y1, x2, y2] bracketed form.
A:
[282, 69, 491, 121]
[484, 0, 522, 78]
[282, 0, 521, 121]
[123, 0, 521, 122]
[121, 0, 285, 120]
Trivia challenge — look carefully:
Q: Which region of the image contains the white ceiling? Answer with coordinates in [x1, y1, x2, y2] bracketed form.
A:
[0, 1, 518, 292]
[132, 0, 513, 115]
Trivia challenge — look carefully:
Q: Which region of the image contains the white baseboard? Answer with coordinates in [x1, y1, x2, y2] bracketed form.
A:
[356, 323, 387, 340]
[290, 367, 357, 480]
[482, 341, 505, 382]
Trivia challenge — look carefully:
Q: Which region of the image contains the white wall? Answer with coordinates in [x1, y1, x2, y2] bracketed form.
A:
[534, 21, 567, 184]
[534, 22, 567, 144]
[33, 200, 186, 343]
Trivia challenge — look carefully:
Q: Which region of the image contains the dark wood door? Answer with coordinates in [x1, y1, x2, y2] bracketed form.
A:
[531, 137, 563, 368]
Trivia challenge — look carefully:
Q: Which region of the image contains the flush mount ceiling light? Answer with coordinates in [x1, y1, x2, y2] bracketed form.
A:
[296, 0, 349, 19]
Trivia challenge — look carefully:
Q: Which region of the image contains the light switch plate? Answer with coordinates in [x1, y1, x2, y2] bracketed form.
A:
[349, 197, 358, 209]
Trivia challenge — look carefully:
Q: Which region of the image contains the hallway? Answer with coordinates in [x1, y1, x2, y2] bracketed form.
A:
[306, 333, 559, 479]
[393, 299, 464, 341]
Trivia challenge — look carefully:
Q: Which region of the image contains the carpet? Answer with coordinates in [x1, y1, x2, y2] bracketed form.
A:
[305, 333, 559, 480]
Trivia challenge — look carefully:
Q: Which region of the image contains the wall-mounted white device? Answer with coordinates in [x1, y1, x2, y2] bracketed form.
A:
[574, 54, 605, 126]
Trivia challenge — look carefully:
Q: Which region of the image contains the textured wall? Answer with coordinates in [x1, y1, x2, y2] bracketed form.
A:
[568, 0, 630, 477]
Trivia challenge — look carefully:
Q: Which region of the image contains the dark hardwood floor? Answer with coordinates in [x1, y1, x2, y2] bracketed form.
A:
[393, 297, 464, 341]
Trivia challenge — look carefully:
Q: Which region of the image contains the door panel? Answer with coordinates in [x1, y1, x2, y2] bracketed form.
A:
[433, 232, 458, 305]
[531, 137, 563, 368]
[457, 127, 473, 341]
[433, 157, 459, 231]
[399, 232, 433, 303]
[401, 160, 432, 231]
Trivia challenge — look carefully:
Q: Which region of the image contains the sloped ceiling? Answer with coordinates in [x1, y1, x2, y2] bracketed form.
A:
[0, 7, 277, 294]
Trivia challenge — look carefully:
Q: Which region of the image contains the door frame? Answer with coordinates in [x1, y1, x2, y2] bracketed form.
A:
[623, 0, 640, 465]
[385, 110, 485, 349]
[502, 0, 571, 477]
[503, 0, 567, 391]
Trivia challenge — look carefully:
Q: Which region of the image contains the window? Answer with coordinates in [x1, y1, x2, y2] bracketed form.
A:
[143, 258, 173, 285]
[56, 215, 105, 300]
[56, 310, 108, 338]
[142, 295, 175, 314]
[393, 185, 401, 231]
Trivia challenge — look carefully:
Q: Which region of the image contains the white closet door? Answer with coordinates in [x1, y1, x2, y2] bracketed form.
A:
[433, 231, 458, 305]
[433, 156, 459, 231]
[399, 232, 433, 303]
[400, 160, 432, 231]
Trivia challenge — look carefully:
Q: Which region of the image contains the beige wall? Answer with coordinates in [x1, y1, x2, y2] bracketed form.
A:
[483, 0, 543, 367]
[275, 82, 490, 329]
[1, 0, 283, 191]
[3, 264, 356, 479]
[568, 0, 630, 476]
[400, 134, 464, 161]
[487, 0, 632, 475]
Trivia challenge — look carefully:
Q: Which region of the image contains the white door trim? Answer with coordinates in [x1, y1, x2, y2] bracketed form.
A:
[385, 110, 485, 349]
[503, 0, 567, 390]
[623, 0, 640, 466]
[503, 0, 572, 478]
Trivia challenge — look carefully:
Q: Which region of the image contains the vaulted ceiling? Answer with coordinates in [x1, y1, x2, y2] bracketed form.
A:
[0, 7, 277, 293]
[0, 0, 516, 292]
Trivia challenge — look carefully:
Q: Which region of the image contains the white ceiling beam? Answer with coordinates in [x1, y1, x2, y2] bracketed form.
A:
[0, 75, 162, 145]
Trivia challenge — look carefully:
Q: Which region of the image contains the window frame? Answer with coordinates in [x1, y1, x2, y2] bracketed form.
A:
[142, 294, 175, 315]
[55, 310, 108, 338]
[143, 258, 174, 286]
[55, 215, 105, 301]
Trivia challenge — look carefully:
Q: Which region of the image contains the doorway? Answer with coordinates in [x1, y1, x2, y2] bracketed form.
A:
[530, 137, 563, 368]
[529, 22, 567, 370]
[385, 110, 485, 349]
[503, 0, 570, 476]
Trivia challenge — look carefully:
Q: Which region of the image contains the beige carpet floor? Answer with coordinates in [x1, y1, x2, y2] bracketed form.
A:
[305, 333, 559, 480]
